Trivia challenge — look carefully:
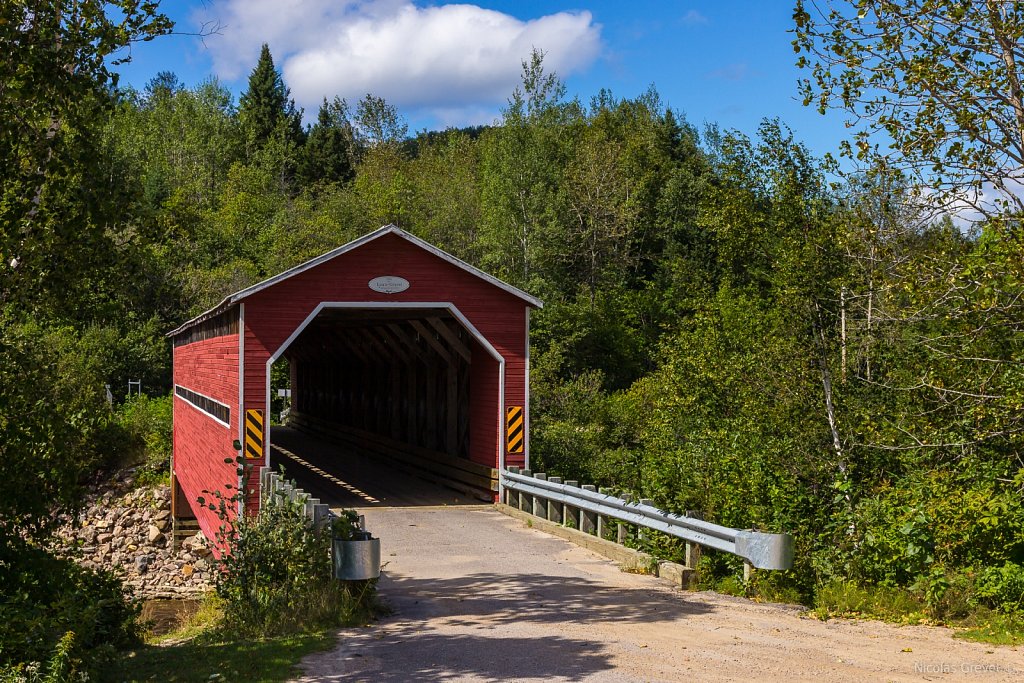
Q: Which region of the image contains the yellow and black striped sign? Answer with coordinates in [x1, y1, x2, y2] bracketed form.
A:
[506, 405, 524, 454]
[245, 409, 264, 459]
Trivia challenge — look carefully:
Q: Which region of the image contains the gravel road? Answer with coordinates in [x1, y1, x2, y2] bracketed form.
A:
[294, 505, 1024, 682]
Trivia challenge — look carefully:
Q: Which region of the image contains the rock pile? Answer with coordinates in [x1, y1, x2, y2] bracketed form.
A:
[58, 481, 214, 599]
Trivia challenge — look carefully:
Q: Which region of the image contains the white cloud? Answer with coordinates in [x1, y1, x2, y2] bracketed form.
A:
[194, 1, 602, 123]
[680, 9, 708, 25]
[705, 62, 757, 81]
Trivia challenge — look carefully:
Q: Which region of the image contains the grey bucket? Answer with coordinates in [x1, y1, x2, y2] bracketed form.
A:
[332, 537, 381, 580]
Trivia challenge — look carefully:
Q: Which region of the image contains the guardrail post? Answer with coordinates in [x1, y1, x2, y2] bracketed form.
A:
[547, 477, 562, 523]
[684, 510, 703, 571]
[581, 485, 597, 534]
[533, 473, 547, 519]
[637, 498, 653, 541]
[617, 493, 632, 544]
[267, 472, 279, 503]
[597, 488, 610, 539]
[312, 503, 330, 529]
[519, 469, 532, 511]
[564, 481, 578, 528]
[506, 467, 520, 506]
[744, 561, 754, 584]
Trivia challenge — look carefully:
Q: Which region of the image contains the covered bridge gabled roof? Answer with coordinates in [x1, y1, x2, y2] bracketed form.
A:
[168, 224, 543, 338]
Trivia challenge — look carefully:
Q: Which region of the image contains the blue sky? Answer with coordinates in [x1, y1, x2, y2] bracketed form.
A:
[115, 1, 848, 158]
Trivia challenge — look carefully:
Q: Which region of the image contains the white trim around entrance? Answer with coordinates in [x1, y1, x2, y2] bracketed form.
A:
[262, 301, 507, 495]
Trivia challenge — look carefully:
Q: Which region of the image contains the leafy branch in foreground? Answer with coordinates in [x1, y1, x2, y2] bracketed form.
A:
[794, 0, 1024, 220]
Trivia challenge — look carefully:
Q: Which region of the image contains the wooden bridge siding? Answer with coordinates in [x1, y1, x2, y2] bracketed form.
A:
[171, 332, 240, 541]
[241, 233, 529, 476]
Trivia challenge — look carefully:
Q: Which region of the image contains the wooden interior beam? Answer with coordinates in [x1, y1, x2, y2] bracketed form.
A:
[409, 319, 452, 363]
[427, 316, 471, 362]
[386, 323, 431, 364]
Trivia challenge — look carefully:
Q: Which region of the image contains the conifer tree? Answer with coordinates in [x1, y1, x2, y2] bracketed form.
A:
[238, 43, 304, 152]
[298, 97, 355, 186]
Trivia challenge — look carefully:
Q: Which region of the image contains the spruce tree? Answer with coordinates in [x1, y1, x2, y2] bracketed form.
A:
[298, 97, 355, 186]
[238, 43, 304, 152]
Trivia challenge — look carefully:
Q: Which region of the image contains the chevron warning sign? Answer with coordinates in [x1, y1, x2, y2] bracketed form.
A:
[245, 409, 264, 459]
[506, 405, 524, 454]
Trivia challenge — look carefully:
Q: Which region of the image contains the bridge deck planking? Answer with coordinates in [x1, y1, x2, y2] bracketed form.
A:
[267, 426, 479, 509]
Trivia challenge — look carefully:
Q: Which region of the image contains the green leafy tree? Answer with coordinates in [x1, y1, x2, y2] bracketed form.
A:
[794, 0, 1024, 218]
[479, 49, 582, 289]
[795, 1, 1024, 463]
[404, 131, 483, 261]
[0, 1, 172, 313]
[353, 93, 408, 150]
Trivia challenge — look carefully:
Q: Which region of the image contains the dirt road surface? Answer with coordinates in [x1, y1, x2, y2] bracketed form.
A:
[295, 506, 1024, 682]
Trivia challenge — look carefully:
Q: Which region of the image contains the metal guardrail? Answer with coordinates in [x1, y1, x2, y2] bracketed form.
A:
[260, 466, 333, 527]
[501, 469, 794, 570]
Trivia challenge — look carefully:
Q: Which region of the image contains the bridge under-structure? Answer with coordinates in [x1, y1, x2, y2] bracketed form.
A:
[168, 225, 542, 541]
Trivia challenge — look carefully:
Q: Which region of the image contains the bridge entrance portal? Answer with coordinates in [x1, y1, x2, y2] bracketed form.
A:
[169, 226, 541, 542]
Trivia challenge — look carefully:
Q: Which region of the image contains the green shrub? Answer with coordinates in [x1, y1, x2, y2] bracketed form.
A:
[203, 473, 376, 637]
[814, 580, 927, 622]
[0, 543, 141, 677]
[976, 562, 1024, 614]
[115, 393, 173, 476]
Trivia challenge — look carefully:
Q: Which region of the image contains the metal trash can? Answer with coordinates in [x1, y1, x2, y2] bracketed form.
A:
[331, 536, 381, 580]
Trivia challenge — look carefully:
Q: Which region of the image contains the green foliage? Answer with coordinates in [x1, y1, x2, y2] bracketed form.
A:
[328, 509, 363, 541]
[813, 571, 1024, 645]
[0, 316, 125, 544]
[202, 469, 375, 638]
[976, 563, 1024, 615]
[794, 0, 1024, 216]
[0, 631, 81, 683]
[0, 2, 171, 313]
[0, 544, 141, 678]
[298, 97, 355, 187]
[238, 44, 304, 156]
[116, 394, 173, 475]
[813, 580, 928, 624]
[103, 629, 336, 683]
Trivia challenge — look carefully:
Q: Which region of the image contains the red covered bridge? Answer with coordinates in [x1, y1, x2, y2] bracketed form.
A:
[169, 225, 542, 538]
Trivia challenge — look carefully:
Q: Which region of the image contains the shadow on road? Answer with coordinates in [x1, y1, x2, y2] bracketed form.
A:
[329, 632, 617, 682]
[382, 569, 715, 626]
[302, 571, 715, 681]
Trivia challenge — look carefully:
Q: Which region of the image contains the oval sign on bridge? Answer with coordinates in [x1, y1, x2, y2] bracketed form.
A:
[368, 275, 410, 294]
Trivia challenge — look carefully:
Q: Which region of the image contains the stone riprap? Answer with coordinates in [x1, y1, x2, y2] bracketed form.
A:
[56, 478, 213, 599]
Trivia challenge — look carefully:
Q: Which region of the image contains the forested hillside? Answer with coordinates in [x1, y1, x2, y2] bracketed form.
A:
[2, 2, 1023, 673]
[103, 45, 1024, 599]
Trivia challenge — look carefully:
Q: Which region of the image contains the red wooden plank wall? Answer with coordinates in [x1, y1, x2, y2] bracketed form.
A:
[172, 332, 239, 542]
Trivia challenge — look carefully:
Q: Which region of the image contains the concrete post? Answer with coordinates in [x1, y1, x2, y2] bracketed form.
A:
[617, 493, 632, 544]
[581, 485, 597, 534]
[547, 477, 562, 523]
[533, 473, 547, 519]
